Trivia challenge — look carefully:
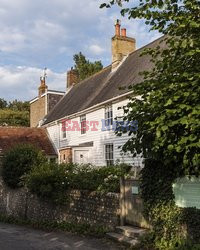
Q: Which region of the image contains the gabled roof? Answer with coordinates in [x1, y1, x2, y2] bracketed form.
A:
[0, 127, 57, 156]
[44, 36, 164, 125]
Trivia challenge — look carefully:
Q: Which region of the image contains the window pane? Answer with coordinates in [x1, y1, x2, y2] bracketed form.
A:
[80, 115, 86, 134]
[105, 105, 113, 128]
[105, 143, 114, 166]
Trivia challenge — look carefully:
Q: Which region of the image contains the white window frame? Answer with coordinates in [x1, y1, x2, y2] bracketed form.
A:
[61, 123, 67, 139]
[105, 143, 114, 166]
[80, 114, 86, 135]
[105, 105, 113, 127]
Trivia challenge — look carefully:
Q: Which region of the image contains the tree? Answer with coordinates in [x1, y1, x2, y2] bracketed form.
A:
[101, 0, 200, 175]
[0, 109, 30, 127]
[8, 100, 30, 112]
[2, 144, 46, 188]
[0, 98, 7, 109]
[0, 99, 30, 126]
[73, 52, 103, 81]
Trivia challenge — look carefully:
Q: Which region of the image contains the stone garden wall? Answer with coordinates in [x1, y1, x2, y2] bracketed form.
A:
[0, 176, 120, 230]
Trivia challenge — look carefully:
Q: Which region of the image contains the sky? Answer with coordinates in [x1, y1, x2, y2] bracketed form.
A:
[0, 0, 160, 101]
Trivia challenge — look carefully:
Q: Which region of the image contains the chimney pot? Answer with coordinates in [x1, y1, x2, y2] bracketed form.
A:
[67, 68, 79, 89]
[112, 21, 136, 71]
[115, 19, 121, 36]
[38, 76, 47, 97]
[121, 28, 126, 37]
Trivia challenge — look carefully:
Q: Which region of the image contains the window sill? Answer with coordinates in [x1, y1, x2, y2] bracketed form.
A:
[79, 133, 87, 137]
[60, 137, 67, 141]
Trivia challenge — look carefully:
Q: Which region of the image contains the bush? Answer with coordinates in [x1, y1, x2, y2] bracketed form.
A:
[69, 163, 131, 192]
[2, 144, 46, 188]
[25, 162, 131, 204]
[25, 162, 69, 204]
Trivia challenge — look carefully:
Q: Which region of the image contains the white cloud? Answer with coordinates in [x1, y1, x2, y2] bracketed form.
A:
[0, 66, 65, 101]
[0, 27, 26, 52]
[89, 44, 105, 55]
[0, 0, 162, 101]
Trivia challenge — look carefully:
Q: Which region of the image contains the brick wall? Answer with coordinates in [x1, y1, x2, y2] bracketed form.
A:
[0, 177, 120, 230]
[30, 96, 46, 127]
[59, 148, 72, 163]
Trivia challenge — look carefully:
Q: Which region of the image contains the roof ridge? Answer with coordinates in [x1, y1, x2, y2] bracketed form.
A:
[75, 64, 112, 87]
[128, 35, 164, 57]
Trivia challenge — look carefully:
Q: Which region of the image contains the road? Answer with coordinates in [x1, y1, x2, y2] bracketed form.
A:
[0, 222, 122, 250]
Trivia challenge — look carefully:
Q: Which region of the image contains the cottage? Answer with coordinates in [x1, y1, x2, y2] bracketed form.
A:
[31, 21, 163, 166]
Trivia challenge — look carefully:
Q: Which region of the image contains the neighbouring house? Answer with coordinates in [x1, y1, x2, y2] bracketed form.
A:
[31, 21, 164, 166]
[30, 76, 65, 127]
[0, 127, 57, 161]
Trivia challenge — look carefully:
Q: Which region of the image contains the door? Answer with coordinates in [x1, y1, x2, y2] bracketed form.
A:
[74, 150, 89, 164]
[121, 178, 150, 229]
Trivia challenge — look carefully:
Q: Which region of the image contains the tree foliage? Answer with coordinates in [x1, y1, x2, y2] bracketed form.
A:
[102, 0, 200, 175]
[0, 98, 7, 109]
[0, 99, 30, 127]
[73, 52, 103, 81]
[101, 1, 200, 247]
[2, 144, 46, 189]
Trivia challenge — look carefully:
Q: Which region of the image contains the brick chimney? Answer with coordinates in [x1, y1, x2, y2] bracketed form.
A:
[67, 67, 79, 89]
[38, 76, 48, 97]
[112, 20, 136, 70]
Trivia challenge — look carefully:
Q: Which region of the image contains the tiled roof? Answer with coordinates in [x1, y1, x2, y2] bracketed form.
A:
[0, 127, 57, 156]
[44, 36, 165, 125]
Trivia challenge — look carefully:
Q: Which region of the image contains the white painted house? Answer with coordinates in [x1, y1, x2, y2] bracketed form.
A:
[41, 21, 163, 166]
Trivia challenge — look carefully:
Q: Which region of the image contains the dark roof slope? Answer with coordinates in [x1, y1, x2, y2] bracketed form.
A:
[44, 36, 164, 124]
[0, 127, 57, 156]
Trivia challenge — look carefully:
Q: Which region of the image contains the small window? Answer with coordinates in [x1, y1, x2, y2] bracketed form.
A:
[105, 105, 113, 127]
[62, 128, 66, 139]
[105, 143, 114, 166]
[80, 115, 86, 134]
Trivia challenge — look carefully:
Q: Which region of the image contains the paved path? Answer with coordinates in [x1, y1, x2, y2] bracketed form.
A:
[0, 222, 122, 250]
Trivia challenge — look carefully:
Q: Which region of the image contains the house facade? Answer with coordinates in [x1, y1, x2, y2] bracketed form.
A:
[37, 21, 163, 167]
[45, 97, 138, 166]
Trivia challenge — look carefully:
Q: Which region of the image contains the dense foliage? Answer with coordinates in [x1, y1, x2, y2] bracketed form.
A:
[139, 160, 200, 249]
[101, 0, 200, 248]
[2, 144, 46, 188]
[73, 52, 103, 81]
[0, 99, 30, 126]
[25, 162, 131, 204]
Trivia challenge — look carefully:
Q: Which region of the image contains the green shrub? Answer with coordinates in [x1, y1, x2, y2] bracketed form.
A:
[25, 162, 70, 204]
[25, 162, 131, 203]
[2, 144, 46, 188]
[69, 163, 131, 192]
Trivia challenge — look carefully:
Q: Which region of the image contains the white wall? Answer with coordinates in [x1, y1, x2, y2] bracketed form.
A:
[46, 98, 142, 166]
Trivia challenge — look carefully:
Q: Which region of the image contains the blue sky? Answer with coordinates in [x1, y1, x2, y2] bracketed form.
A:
[0, 0, 160, 101]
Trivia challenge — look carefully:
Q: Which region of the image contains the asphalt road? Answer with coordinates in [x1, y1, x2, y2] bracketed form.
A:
[0, 222, 121, 250]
